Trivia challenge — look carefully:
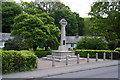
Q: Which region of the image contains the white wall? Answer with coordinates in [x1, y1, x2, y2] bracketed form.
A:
[66, 43, 77, 49]
[0, 41, 5, 48]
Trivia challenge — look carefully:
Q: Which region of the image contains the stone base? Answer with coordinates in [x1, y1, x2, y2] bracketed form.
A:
[42, 50, 84, 62]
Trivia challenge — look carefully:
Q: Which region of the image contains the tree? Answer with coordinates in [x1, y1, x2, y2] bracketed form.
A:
[20, 1, 85, 36]
[34, 0, 70, 13]
[51, 9, 78, 36]
[73, 12, 84, 36]
[21, 1, 42, 15]
[35, 13, 60, 50]
[2, 2, 23, 33]
[11, 13, 47, 51]
[83, 18, 92, 36]
[12, 13, 60, 51]
[88, 1, 120, 49]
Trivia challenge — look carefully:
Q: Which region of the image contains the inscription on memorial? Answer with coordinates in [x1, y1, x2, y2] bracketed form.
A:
[63, 40, 65, 45]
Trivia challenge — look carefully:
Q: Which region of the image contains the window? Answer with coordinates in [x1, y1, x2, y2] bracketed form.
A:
[63, 40, 65, 45]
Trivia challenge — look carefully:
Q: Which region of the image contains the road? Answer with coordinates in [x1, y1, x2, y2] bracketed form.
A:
[46, 65, 119, 78]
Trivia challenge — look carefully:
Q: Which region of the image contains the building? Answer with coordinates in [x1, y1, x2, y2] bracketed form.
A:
[66, 36, 83, 49]
[0, 33, 105, 49]
[0, 33, 14, 48]
[66, 36, 106, 49]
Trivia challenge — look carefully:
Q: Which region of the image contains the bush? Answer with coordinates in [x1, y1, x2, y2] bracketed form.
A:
[2, 50, 37, 74]
[34, 50, 52, 58]
[4, 38, 29, 51]
[108, 41, 118, 50]
[76, 37, 108, 50]
[74, 49, 119, 59]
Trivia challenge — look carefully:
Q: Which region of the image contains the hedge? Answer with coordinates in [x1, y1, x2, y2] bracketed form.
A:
[115, 48, 120, 52]
[2, 50, 37, 74]
[73, 49, 120, 59]
[34, 50, 52, 58]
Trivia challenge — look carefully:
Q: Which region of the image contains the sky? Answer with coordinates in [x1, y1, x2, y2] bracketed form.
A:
[15, 0, 95, 18]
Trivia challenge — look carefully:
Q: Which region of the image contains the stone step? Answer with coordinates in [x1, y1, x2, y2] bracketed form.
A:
[42, 56, 85, 62]
[47, 55, 77, 59]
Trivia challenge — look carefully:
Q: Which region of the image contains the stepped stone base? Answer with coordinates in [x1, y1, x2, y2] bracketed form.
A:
[42, 50, 85, 62]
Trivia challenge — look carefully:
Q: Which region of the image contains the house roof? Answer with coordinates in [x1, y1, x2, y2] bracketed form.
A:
[66, 36, 105, 44]
[0, 33, 14, 41]
[66, 36, 84, 43]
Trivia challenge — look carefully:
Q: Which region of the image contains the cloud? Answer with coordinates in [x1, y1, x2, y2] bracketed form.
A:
[60, 0, 94, 17]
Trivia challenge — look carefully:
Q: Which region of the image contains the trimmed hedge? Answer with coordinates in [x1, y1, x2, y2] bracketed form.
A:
[73, 49, 119, 59]
[34, 50, 52, 58]
[2, 50, 37, 74]
[115, 48, 120, 52]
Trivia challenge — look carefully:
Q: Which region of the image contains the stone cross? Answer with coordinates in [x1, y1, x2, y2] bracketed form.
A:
[58, 19, 68, 51]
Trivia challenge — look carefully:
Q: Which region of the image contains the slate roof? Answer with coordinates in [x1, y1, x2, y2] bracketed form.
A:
[66, 36, 105, 44]
[66, 36, 84, 44]
[0, 33, 14, 41]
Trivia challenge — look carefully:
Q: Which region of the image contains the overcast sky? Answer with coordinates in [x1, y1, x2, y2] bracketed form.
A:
[15, 0, 95, 18]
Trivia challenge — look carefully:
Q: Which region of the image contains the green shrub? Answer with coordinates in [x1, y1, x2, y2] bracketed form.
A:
[108, 41, 118, 50]
[34, 50, 52, 58]
[76, 37, 108, 50]
[74, 49, 119, 59]
[4, 38, 29, 51]
[2, 50, 37, 74]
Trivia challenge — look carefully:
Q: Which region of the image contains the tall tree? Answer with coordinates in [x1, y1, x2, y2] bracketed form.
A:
[34, 0, 70, 13]
[35, 13, 60, 50]
[12, 13, 60, 51]
[12, 13, 46, 51]
[21, 1, 42, 15]
[51, 9, 78, 36]
[2, 2, 22, 33]
[73, 12, 84, 36]
[89, 1, 120, 49]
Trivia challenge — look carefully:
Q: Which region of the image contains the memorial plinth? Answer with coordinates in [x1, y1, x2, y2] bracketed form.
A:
[43, 19, 81, 62]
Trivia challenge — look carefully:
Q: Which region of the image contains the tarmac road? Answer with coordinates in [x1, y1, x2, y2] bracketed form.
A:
[47, 65, 119, 78]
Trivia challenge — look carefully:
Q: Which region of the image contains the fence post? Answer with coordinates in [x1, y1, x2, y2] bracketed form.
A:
[66, 55, 68, 65]
[52, 56, 55, 67]
[111, 52, 113, 60]
[103, 52, 106, 61]
[87, 53, 89, 63]
[77, 54, 80, 64]
[96, 53, 98, 62]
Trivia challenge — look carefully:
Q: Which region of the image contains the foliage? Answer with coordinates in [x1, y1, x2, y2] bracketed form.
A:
[2, 50, 37, 74]
[83, 18, 92, 36]
[51, 9, 80, 36]
[21, 1, 42, 15]
[35, 13, 60, 50]
[3, 38, 29, 51]
[34, 0, 70, 13]
[32, 0, 84, 36]
[12, 13, 60, 51]
[34, 50, 52, 58]
[73, 12, 84, 36]
[2, 2, 23, 33]
[74, 49, 119, 59]
[76, 37, 108, 50]
[11, 13, 46, 51]
[88, 1, 120, 48]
